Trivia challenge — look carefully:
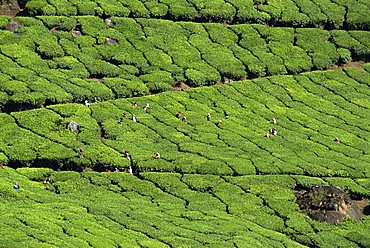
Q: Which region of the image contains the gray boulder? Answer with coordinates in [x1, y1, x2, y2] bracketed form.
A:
[67, 121, 80, 132]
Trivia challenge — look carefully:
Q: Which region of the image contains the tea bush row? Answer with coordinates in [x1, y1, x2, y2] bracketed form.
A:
[0, 66, 370, 178]
[0, 16, 369, 110]
[1, 167, 368, 247]
[23, 0, 370, 29]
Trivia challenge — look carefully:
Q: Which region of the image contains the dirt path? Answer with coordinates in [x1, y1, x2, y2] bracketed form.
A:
[330, 61, 365, 70]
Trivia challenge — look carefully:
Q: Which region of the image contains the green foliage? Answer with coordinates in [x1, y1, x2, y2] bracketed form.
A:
[0, 3, 370, 247]
[50, 170, 80, 182]
[0, 16, 10, 28]
[103, 78, 149, 98]
[25, 0, 54, 16]
[296, 28, 339, 69]
[140, 71, 174, 92]
[0, 166, 369, 247]
[20, 0, 366, 31]
[346, 3, 370, 30]
[337, 48, 352, 64]
[0, 16, 368, 109]
[48, 0, 77, 16]
[37, 16, 76, 31]
[16, 167, 53, 181]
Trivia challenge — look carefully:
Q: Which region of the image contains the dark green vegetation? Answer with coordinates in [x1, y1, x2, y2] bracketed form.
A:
[0, 15, 369, 110]
[24, 0, 370, 29]
[1, 0, 370, 247]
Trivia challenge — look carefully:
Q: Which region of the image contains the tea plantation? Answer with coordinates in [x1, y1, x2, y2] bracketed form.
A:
[0, 0, 370, 247]
[0, 15, 369, 110]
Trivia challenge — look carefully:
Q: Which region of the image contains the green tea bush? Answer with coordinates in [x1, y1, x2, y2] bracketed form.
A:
[324, 177, 369, 196]
[139, 159, 176, 172]
[294, 0, 327, 27]
[36, 38, 65, 59]
[0, 44, 48, 73]
[140, 71, 174, 92]
[0, 16, 10, 28]
[81, 172, 111, 186]
[143, 48, 180, 73]
[48, 0, 77, 16]
[346, 3, 370, 30]
[103, 78, 149, 98]
[98, 0, 130, 17]
[272, 44, 309, 73]
[246, 209, 286, 232]
[199, 1, 236, 21]
[16, 167, 53, 181]
[37, 16, 77, 31]
[76, 16, 106, 36]
[348, 31, 370, 55]
[230, 45, 266, 77]
[253, 50, 287, 76]
[52, 56, 89, 78]
[317, 0, 345, 29]
[337, 48, 352, 64]
[122, 0, 150, 18]
[79, 56, 121, 77]
[331, 30, 367, 55]
[234, 0, 270, 23]
[0, 80, 29, 95]
[346, 231, 370, 248]
[310, 232, 359, 248]
[145, 1, 168, 18]
[25, 0, 53, 15]
[18, 0, 370, 31]
[296, 28, 338, 69]
[167, 1, 197, 20]
[279, 1, 310, 27]
[75, 0, 100, 15]
[70, 78, 114, 101]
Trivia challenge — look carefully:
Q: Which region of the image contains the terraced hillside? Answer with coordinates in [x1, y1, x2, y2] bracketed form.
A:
[0, 0, 370, 247]
[1, 167, 370, 247]
[0, 15, 369, 111]
[1, 65, 370, 247]
[1, 66, 370, 176]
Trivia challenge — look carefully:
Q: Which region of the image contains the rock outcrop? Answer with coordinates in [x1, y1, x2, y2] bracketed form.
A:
[295, 185, 364, 224]
[0, 0, 20, 16]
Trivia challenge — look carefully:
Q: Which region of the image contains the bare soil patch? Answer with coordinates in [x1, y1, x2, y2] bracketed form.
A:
[330, 61, 365, 70]
[171, 82, 190, 91]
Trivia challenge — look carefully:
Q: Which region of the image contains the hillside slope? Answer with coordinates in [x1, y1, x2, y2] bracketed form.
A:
[1, 0, 370, 247]
[1, 65, 370, 177]
[1, 167, 369, 247]
[0, 16, 369, 111]
[1, 65, 370, 247]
